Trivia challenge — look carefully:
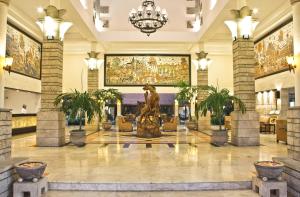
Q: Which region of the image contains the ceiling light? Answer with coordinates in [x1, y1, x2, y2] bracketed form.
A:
[129, 0, 168, 36]
[224, 6, 259, 40]
[253, 8, 258, 14]
[93, 0, 105, 32]
[80, 0, 88, 9]
[36, 5, 73, 41]
[210, 0, 217, 10]
[192, 15, 202, 32]
[37, 7, 44, 13]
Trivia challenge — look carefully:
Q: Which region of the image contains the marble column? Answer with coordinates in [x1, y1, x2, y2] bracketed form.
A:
[36, 40, 65, 147]
[274, 2, 300, 197]
[0, 109, 11, 161]
[85, 69, 99, 131]
[197, 69, 211, 131]
[230, 39, 259, 146]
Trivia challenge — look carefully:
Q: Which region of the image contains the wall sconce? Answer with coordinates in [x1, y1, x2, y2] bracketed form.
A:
[36, 5, 73, 41]
[85, 51, 101, 70]
[196, 51, 212, 70]
[0, 56, 13, 74]
[286, 56, 296, 73]
[224, 6, 259, 40]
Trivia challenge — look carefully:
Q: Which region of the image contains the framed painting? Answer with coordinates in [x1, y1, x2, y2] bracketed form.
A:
[254, 19, 293, 79]
[104, 54, 191, 86]
[6, 23, 42, 79]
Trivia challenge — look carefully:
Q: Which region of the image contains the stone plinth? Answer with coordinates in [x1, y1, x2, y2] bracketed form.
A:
[0, 158, 27, 197]
[36, 40, 65, 147]
[287, 107, 300, 161]
[14, 177, 48, 197]
[252, 175, 287, 197]
[231, 111, 260, 146]
[273, 157, 300, 197]
[231, 39, 259, 146]
[0, 109, 11, 161]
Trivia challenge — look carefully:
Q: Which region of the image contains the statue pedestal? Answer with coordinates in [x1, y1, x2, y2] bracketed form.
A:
[137, 116, 161, 138]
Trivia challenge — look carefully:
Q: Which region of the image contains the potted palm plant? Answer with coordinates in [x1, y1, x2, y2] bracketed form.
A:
[93, 88, 122, 131]
[54, 90, 97, 147]
[199, 85, 246, 146]
[175, 81, 199, 130]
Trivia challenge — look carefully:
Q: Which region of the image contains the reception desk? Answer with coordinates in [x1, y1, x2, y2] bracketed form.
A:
[12, 114, 37, 135]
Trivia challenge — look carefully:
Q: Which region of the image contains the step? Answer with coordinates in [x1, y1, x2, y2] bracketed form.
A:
[46, 190, 259, 197]
[49, 181, 252, 191]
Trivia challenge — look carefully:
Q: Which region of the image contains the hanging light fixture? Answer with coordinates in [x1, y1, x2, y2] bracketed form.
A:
[36, 5, 73, 41]
[85, 51, 101, 70]
[224, 6, 259, 40]
[93, 0, 105, 32]
[129, 0, 168, 36]
[196, 51, 212, 70]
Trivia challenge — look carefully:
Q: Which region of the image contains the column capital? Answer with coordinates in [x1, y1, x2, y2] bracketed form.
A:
[0, 0, 10, 5]
[291, 0, 300, 5]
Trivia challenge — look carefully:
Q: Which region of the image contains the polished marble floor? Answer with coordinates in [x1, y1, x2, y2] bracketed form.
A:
[12, 128, 287, 184]
[47, 190, 259, 197]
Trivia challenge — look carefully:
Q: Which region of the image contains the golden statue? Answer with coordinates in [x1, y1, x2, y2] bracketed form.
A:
[137, 84, 161, 138]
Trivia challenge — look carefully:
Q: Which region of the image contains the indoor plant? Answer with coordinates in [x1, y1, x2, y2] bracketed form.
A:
[175, 81, 199, 130]
[54, 90, 97, 147]
[199, 85, 246, 146]
[93, 88, 122, 131]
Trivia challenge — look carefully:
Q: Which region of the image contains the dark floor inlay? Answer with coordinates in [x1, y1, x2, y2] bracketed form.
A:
[123, 143, 130, 148]
[146, 144, 152, 148]
[168, 143, 175, 148]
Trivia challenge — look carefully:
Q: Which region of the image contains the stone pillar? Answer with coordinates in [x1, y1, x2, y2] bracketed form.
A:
[279, 88, 289, 120]
[36, 40, 65, 147]
[0, 109, 11, 161]
[85, 69, 99, 131]
[197, 69, 211, 131]
[0, 0, 10, 108]
[117, 100, 121, 117]
[174, 100, 178, 118]
[230, 39, 259, 146]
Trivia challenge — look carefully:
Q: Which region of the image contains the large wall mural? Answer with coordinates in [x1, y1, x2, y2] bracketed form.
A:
[255, 20, 293, 79]
[104, 54, 191, 86]
[6, 24, 42, 79]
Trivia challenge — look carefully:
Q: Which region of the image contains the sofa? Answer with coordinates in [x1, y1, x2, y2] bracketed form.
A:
[117, 116, 133, 132]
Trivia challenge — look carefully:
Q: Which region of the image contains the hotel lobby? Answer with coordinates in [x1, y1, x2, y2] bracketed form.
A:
[0, 0, 300, 196]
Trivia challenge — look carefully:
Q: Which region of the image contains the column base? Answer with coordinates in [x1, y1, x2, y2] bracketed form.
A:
[36, 111, 65, 147]
[198, 112, 211, 132]
[231, 111, 260, 146]
[287, 107, 300, 161]
[273, 157, 300, 197]
[0, 109, 12, 161]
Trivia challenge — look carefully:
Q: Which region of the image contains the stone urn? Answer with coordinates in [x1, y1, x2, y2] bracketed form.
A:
[254, 161, 284, 181]
[15, 162, 47, 182]
[210, 125, 228, 146]
[186, 120, 198, 131]
[70, 130, 86, 147]
[102, 121, 112, 131]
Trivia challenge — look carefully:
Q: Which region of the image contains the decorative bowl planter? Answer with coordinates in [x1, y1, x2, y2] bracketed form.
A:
[15, 162, 47, 182]
[210, 129, 228, 146]
[186, 121, 198, 131]
[254, 161, 284, 181]
[70, 130, 86, 147]
[102, 121, 112, 131]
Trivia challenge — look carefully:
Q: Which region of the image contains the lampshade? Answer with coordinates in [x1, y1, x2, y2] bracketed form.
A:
[36, 5, 72, 41]
[85, 51, 102, 70]
[196, 51, 212, 70]
[286, 56, 295, 65]
[5, 57, 13, 66]
[224, 6, 259, 40]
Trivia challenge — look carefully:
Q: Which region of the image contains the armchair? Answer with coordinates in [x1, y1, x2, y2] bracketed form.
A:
[117, 116, 133, 132]
[163, 117, 178, 131]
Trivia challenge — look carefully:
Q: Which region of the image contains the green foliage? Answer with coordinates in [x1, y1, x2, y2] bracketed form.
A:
[175, 81, 201, 121]
[93, 88, 122, 122]
[54, 90, 98, 131]
[199, 85, 246, 130]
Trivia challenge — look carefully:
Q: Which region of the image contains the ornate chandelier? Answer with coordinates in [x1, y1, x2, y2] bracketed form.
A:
[129, 0, 168, 36]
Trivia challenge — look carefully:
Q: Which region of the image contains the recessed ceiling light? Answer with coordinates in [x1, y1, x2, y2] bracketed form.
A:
[253, 8, 258, 14]
[37, 7, 44, 13]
